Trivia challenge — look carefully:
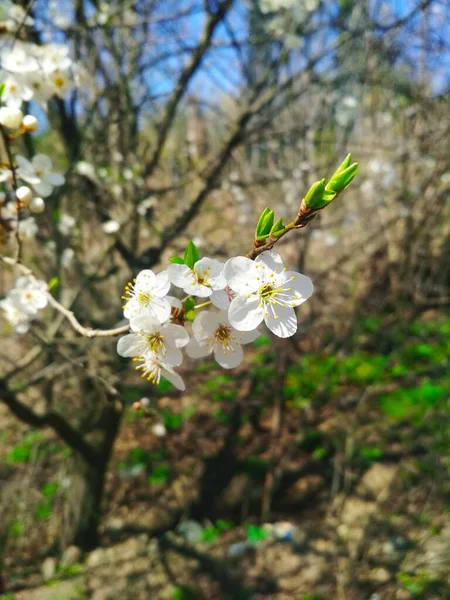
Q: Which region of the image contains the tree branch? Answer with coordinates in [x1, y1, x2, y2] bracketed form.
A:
[0, 379, 99, 464]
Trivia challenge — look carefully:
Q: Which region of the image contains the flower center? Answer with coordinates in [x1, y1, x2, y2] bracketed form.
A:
[134, 355, 161, 385]
[145, 332, 165, 354]
[138, 291, 151, 305]
[215, 325, 231, 343]
[259, 283, 280, 302]
[54, 76, 65, 89]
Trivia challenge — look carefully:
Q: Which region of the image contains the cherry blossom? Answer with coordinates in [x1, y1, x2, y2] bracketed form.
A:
[168, 257, 226, 299]
[122, 269, 171, 322]
[9, 276, 48, 315]
[186, 310, 258, 369]
[117, 315, 189, 367]
[133, 353, 185, 391]
[224, 250, 313, 338]
[16, 154, 65, 198]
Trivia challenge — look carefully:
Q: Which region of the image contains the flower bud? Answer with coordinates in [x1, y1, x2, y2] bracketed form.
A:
[22, 114, 38, 132]
[0, 106, 24, 130]
[15, 186, 33, 205]
[29, 196, 45, 214]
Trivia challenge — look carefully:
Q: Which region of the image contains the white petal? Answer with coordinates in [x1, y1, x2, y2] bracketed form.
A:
[130, 315, 159, 333]
[214, 343, 244, 369]
[162, 368, 185, 391]
[235, 328, 259, 345]
[167, 264, 191, 287]
[117, 333, 146, 357]
[167, 296, 182, 310]
[210, 289, 229, 310]
[153, 270, 170, 296]
[34, 181, 53, 197]
[164, 347, 183, 367]
[256, 250, 284, 272]
[223, 257, 259, 295]
[265, 304, 297, 338]
[186, 338, 212, 359]
[163, 323, 189, 348]
[135, 269, 156, 290]
[192, 310, 220, 339]
[281, 272, 314, 305]
[33, 154, 52, 171]
[184, 282, 211, 297]
[228, 295, 264, 331]
[148, 297, 171, 323]
[123, 297, 141, 319]
[47, 172, 65, 186]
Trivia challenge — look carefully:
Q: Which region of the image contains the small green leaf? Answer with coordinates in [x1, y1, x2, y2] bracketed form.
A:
[48, 276, 59, 291]
[169, 256, 185, 265]
[326, 162, 358, 194]
[245, 524, 269, 544]
[334, 153, 352, 174]
[184, 241, 200, 269]
[0, 83, 5, 99]
[303, 179, 326, 209]
[255, 207, 274, 239]
[270, 217, 285, 237]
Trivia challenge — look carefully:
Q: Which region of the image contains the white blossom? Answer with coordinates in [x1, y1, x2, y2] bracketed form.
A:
[0, 105, 23, 129]
[187, 310, 258, 369]
[102, 220, 120, 234]
[122, 269, 171, 322]
[0, 296, 31, 334]
[133, 353, 185, 391]
[168, 257, 226, 300]
[9, 276, 48, 315]
[224, 250, 313, 338]
[117, 315, 189, 366]
[16, 154, 65, 197]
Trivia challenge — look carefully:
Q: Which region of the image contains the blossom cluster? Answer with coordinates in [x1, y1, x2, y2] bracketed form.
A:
[117, 249, 313, 391]
[0, 275, 48, 334]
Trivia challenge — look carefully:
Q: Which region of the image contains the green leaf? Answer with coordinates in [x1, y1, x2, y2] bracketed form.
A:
[48, 276, 59, 291]
[303, 179, 326, 209]
[255, 207, 274, 239]
[0, 83, 5, 99]
[169, 256, 184, 265]
[245, 524, 269, 544]
[270, 217, 285, 237]
[148, 464, 171, 484]
[326, 162, 358, 194]
[334, 153, 352, 174]
[184, 241, 200, 269]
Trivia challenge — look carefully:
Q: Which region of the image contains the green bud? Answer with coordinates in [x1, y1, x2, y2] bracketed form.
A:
[270, 217, 285, 237]
[184, 297, 195, 311]
[334, 153, 352, 174]
[185, 310, 196, 322]
[184, 240, 200, 269]
[303, 179, 326, 209]
[0, 83, 4, 99]
[326, 162, 358, 194]
[255, 207, 274, 240]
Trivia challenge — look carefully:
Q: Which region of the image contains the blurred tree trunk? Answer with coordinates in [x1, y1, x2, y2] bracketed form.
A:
[63, 401, 122, 551]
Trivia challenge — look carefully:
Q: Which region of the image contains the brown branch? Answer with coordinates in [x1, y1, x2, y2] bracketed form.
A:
[1, 256, 129, 338]
[0, 379, 99, 464]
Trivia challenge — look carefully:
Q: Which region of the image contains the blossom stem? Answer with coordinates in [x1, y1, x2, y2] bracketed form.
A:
[193, 300, 212, 310]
